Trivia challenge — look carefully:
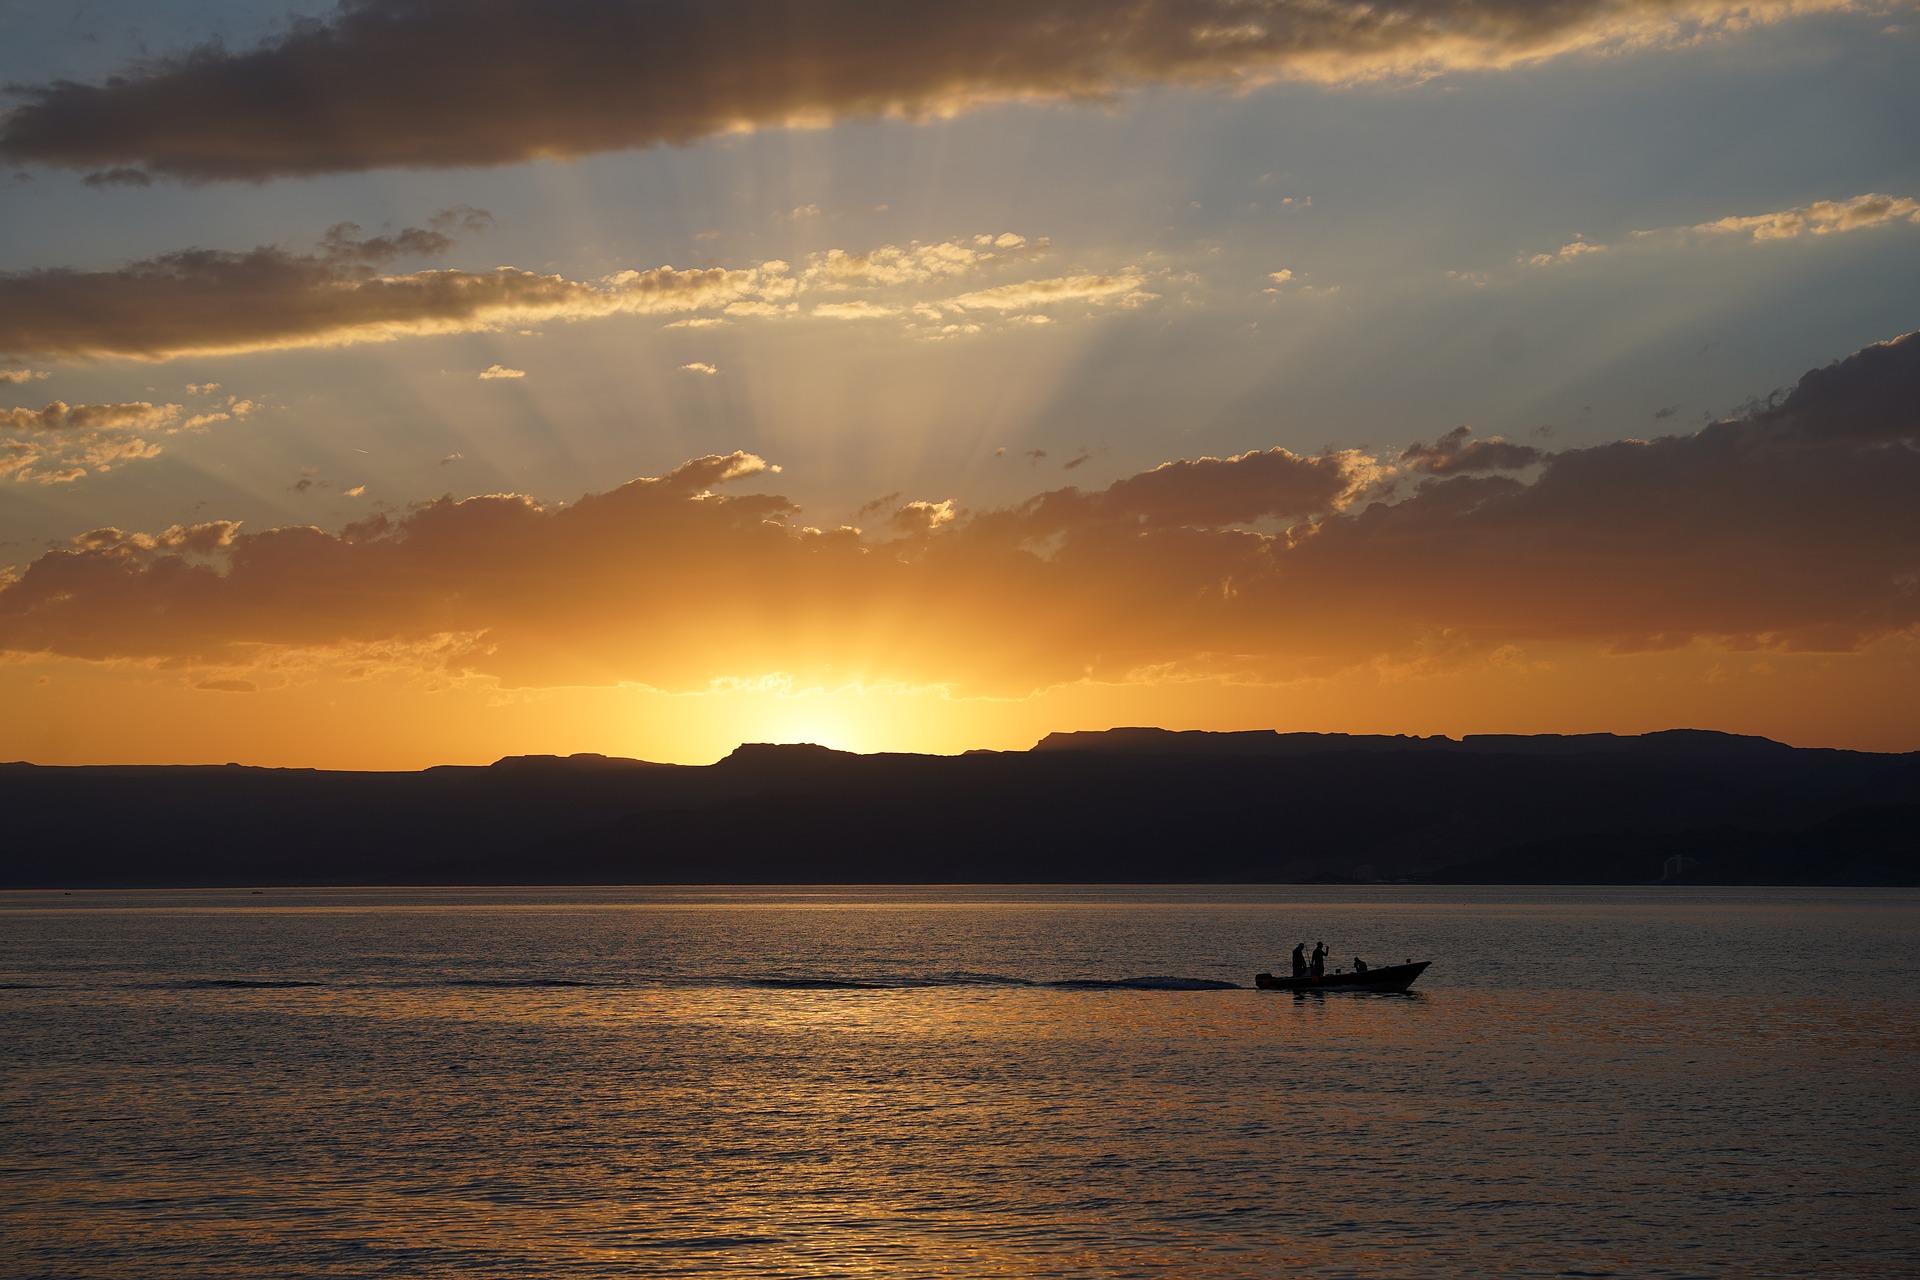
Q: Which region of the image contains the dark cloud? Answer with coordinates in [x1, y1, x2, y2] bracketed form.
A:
[0, 0, 1854, 182]
[1400, 425, 1543, 475]
[316, 221, 456, 264]
[80, 166, 154, 188]
[1753, 330, 1920, 443]
[1094, 447, 1360, 525]
[0, 333, 1913, 689]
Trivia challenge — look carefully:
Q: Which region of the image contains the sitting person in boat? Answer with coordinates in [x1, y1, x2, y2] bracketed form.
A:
[1291, 942, 1308, 979]
[1353, 957, 1368, 973]
[1310, 941, 1326, 978]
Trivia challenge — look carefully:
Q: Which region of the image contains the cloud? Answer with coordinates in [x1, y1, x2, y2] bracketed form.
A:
[1089, 447, 1365, 525]
[0, 400, 180, 434]
[478, 364, 525, 379]
[803, 235, 1042, 289]
[0, 398, 256, 483]
[3, 221, 1144, 362]
[0, 369, 51, 385]
[887, 499, 958, 535]
[1518, 193, 1920, 270]
[855, 492, 903, 519]
[941, 270, 1154, 313]
[0, 228, 784, 362]
[1399, 426, 1544, 475]
[1686, 192, 1920, 242]
[80, 167, 154, 189]
[5, 333, 1910, 689]
[66, 520, 241, 555]
[1748, 331, 1919, 443]
[0, 1, 1869, 182]
[1526, 239, 1607, 266]
[0, 400, 182, 484]
[679, 361, 719, 375]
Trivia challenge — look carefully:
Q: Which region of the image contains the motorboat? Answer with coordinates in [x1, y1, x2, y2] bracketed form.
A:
[1254, 960, 1430, 992]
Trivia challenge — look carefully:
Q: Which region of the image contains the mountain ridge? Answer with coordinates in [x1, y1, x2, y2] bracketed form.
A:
[3, 729, 1915, 888]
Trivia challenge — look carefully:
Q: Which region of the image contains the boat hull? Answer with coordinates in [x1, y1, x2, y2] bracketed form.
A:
[1254, 960, 1430, 993]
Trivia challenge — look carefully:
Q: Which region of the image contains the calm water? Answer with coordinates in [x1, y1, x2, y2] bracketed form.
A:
[3, 886, 1916, 1279]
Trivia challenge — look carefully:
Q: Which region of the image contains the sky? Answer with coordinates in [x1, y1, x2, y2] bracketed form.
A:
[0, 0, 1916, 767]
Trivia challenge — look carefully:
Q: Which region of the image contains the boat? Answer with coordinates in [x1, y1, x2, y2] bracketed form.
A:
[1254, 960, 1430, 992]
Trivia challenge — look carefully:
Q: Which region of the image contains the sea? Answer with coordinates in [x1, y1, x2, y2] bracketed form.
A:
[3, 885, 1916, 1279]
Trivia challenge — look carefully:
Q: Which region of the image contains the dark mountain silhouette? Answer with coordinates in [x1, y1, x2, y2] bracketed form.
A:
[3, 731, 1915, 887]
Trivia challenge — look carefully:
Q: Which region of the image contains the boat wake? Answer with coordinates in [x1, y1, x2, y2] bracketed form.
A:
[32, 971, 1247, 994]
[741, 972, 1241, 991]
[1049, 976, 1242, 991]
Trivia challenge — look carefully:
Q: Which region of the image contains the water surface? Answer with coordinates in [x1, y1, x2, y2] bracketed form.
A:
[4, 886, 1916, 1277]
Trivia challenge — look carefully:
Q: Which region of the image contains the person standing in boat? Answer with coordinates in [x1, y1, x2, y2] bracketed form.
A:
[1354, 957, 1369, 973]
[1310, 941, 1326, 979]
[1290, 942, 1308, 980]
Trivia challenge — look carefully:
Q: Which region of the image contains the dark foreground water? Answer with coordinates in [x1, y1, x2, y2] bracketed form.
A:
[3, 886, 1916, 1279]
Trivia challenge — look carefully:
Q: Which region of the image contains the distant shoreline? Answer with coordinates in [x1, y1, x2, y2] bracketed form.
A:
[6, 729, 1916, 889]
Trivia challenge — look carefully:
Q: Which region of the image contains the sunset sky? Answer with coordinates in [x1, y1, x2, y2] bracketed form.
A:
[1, 0, 1916, 766]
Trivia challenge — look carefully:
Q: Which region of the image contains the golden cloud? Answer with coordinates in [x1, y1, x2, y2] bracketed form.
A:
[0, 1, 1870, 182]
[1, 396, 256, 483]
[1, 399, 185, 485]
[1, 400, 181, 433]
[803, 235, 1042, 290]
[1687, 193, 1920, 242]
[1522, 192, 1920, 266]
[941, 271, 1154, 313]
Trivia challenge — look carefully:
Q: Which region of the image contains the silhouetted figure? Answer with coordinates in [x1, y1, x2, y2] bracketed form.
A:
[1290, 942, 1308, 979]
[1354, 957, 1368, 973]
[1310, 941, 1326, 979]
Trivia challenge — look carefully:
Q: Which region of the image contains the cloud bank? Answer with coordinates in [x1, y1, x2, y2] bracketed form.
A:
[0, 0, 1868, 182]
[2, 330, 1912, 686]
